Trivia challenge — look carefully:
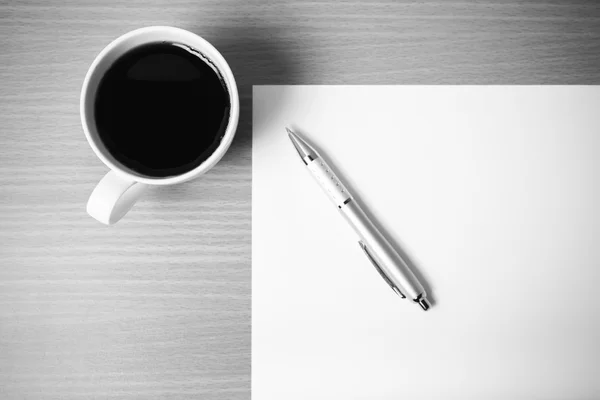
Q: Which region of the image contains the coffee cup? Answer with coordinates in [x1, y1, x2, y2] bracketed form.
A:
[80, 26, 239, 224]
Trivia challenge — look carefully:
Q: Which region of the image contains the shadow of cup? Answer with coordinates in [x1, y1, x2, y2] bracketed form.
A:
[205, 24, 299, 163]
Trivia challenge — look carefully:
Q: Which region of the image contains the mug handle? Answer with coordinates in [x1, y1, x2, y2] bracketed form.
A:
[87, 170, 148, 225]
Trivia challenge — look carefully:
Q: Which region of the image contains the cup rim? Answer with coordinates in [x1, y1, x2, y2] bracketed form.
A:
[80, 26, 239, 186]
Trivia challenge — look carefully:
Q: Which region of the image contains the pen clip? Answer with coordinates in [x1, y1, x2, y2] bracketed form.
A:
[358, 241, 406, 299]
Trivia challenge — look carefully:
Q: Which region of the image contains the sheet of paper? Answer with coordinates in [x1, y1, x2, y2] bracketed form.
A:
[252, 86, 600, 399]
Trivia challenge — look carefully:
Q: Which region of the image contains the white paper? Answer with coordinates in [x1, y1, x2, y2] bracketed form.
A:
[252, 86, 600, 399]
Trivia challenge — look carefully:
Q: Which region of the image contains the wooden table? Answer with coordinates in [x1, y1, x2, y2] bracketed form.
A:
[1, 1, 598, 398]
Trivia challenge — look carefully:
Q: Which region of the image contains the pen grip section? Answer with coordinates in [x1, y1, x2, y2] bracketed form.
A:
[307, 158, 351, 207]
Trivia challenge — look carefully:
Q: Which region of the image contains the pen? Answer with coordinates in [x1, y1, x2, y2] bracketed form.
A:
[286, 128, 431, 311]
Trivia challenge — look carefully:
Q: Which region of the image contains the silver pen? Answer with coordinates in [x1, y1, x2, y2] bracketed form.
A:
[287, 128, 431, 311]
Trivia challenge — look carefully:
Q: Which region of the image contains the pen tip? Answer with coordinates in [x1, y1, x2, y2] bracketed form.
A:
[286, 127, 317, 160]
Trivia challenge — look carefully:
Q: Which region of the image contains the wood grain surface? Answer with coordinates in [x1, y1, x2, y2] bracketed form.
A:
[1, 1, 599, 398]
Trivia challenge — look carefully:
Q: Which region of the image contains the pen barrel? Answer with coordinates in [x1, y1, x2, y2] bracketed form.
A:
[341, 201, 425, 300]
[306, 157, 351, 207]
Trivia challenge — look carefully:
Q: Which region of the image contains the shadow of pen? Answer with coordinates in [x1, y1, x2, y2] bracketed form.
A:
[290, 126, 437, 307]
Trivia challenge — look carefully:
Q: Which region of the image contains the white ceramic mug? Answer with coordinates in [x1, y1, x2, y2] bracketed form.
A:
[80, 26, 239, 225]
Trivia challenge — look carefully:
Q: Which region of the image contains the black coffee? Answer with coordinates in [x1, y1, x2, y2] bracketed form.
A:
[94, 42, 230, 177]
